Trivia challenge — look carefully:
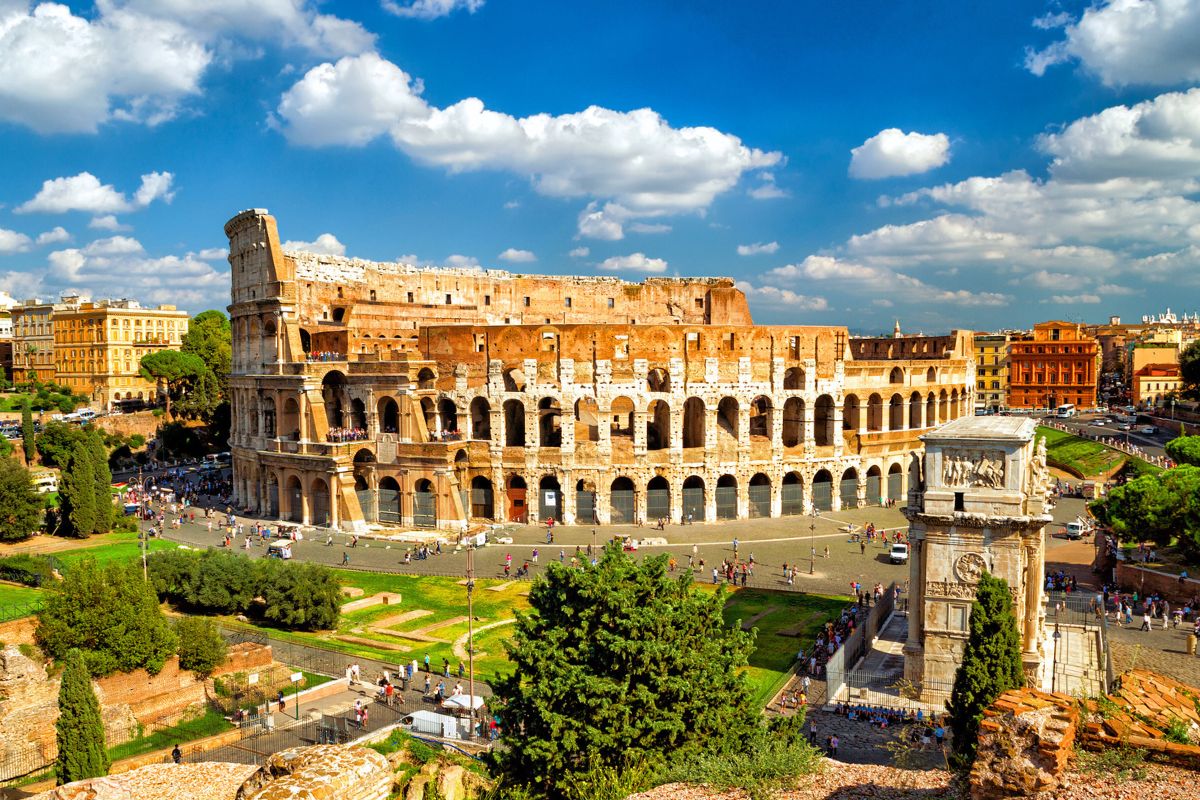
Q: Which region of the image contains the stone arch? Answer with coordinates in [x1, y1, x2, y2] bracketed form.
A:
[378, 396, 399, 433]
[866, 464, 883, 505]
[889, 393, 905, 430]
[682, 475, 705, 522]
[470, 475, 494, 520]
[781, 471, 804, 515]
[717, 397, 739, 441]
[814, 395, 835, 446]
[647, 400, 670, 450]
[647, 367, 670, 393]
[574, 397, 599, 442]
[503, 399, 526, 446]
[748, 472, 771, 518]
[949, 388, 959, 420]
[889, 366, 904, 384]
[909, 391, 923, 429]
[782, 397, 804, 447]
[506, 474, 528, 523]
[887, 461, 905, 503]
[926, 367, 937, 382]
[420, 397, 436, 436]
[610, 476, 636, 524]
[749, 395, 772, 439]
[470, 397, 491, 440]
[538, 474, 562, 522]
[349, 398, 366, 431]
[378, 475, 401, 523]
[715, 473, 738, 520]
[867, 393, 884, 432]
[413, 478, 436, 528]
[839, 467, 859, 510]
[310, 476, 330, 526]
[284, 474, 304, 522]
[843, 394, 860, 431]
[439, 398, 459, 435]
[610, 396, 635, 442]
[683, 397, 706, 448]
[538, 397, 562, 448]
[939, 389, 949, 423]
[321, 370, 348, 430]
[417, 368, 436, 390]
[281, 396, 301, 440]
[926, 392, 937, 426]
[646, 474, 671, 522]
[503, 366, 526, 392]
[784, 367, 805, 390]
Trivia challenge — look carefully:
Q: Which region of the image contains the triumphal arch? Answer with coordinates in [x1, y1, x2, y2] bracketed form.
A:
[224, 209, 975, 532]
[902, 416, 1053, 689]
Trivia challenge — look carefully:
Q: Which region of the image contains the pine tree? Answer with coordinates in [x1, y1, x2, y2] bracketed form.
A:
[87, 432, 113, 534]
[54, 648, 110, 785]
[21, 402, 35, 464]
[58, 442, 96, 538]
[947, 571, 1026, 764]
[0, 456, 44, 542]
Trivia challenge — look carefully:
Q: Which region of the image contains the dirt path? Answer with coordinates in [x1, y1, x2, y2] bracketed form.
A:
[452, 619, 517, 660]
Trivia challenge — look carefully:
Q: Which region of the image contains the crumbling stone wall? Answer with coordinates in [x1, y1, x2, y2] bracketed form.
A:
[970, 688, 1078, 799]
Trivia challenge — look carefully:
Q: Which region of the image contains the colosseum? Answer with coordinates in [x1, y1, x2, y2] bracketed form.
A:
[226, 209, 975, 532]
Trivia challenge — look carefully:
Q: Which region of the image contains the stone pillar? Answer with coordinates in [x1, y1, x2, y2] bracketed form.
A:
[300, 483, 311, 526]
[903, 535, 926, 684]
[770, 474, 782, 517]
[770, 404, 783, 454]
[803, 403, 815, 453]
[633, 410, 647, 455]
[858, 404, 868, 436]
[490, 409, 503, 450]
[856, 474, 867, 508]
[705, 481, 717, 523]
[832, 402, 845, 457]
[525, 409, 538, 452]
[330, 477, 340, 530]
[1022, 539, 1044, 680]
[562, 475, 576, 525]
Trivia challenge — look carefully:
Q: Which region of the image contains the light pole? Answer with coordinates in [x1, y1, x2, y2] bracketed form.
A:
[809, 506, 817, 575]
[465, 544, 476, 738]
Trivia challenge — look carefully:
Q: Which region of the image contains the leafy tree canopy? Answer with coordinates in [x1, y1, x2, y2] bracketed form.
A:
[174, 617, 228, 679]
[491, 546, 760, 797]
[1090, 465, 1200, 560]
[1165, 435, 1200, 468]
[948, 572, 1026, 765]
[138, 350, 207, 418]
[0, 457, 44, 542]
[1181, 340, 1200, 400]
[36, 421, 87, 468]
[36, 559, 178, 677]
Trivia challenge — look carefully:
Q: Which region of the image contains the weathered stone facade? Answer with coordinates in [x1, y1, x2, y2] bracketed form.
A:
[903, 417, 1052, 693]
[226, 209, 975, 531]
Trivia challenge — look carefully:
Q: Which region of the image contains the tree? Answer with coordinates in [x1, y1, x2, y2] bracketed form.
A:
[137, 350, 207, 418]
[947, 572, 1025, 764]
[57, 441, 96, 538]
[54, 649, 109, 785]
[491, 546, 759, 796]
[36, 559, 178, 677]
[1181, 340, 1200, 400]
[1090, 466, 1200, 560]
[181, 310, 231, 398]
[36, 420, 87, 468]
[21, 402, 35, 463]
[174, 617, 228, 679]
[1165, 436, 1200, 467]
[0, 457, 44, 542]
[86, 431, 113, 535]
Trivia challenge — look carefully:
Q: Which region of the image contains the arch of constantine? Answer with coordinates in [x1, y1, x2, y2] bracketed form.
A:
[225, 209, 975, 531]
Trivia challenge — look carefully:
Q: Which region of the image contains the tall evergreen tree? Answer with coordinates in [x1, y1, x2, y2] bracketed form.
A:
[86, 432, 113, 534]
[0, 456, 43, 542]
[492, 546, 759, 797]
[21, 402, 35, 463]
[54, 648, 110, 785]
[947, 571, 1026, 764]
[57, 442, 96, 538]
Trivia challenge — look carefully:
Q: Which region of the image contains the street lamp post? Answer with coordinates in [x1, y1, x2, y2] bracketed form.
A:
[465, 545, 476, 738]
[809, 506, 817, 575]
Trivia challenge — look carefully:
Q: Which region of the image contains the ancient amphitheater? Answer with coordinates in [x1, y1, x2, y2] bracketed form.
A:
[226, 210, 974, 532]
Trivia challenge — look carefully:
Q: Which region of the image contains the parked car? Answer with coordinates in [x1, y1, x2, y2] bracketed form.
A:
[1139, 426, 1157, 435]
[889, 542, 909, 564]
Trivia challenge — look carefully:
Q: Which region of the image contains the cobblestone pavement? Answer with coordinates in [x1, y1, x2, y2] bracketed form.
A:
[802, 707, 951, 768]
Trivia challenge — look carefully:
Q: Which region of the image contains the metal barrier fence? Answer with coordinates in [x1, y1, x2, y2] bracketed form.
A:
[821, 582, 898, 704]
[1044, 591, 1114, 697]
[0, 600, 43, 622]
[838, 670, 954, 711]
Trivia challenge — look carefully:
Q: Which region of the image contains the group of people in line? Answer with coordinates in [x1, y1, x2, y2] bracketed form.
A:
[327, 427, 369, 442]
[306, 351, 344, 362]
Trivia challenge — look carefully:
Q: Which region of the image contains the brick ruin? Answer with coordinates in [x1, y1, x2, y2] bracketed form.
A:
[226, 209, 975, 531]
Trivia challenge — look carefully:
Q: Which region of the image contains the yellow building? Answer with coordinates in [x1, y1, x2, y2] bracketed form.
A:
[973, 332, 1011, 413]
[11, 298, 74, 383]
[53, 298, 189, 408]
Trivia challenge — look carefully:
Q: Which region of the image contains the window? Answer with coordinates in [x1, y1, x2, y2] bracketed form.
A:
[445, 294, 452, 305]
[523, 296, 531, 307]
[565, 297, 572, 308]
[407, 292, 414, 303]
[695, 297, 704, 309]
[369, 290, 376, 302]
[607, 298, 614, 308]
[337, 287, 343, 298]
[1051, 328, 1060, 341]
[484, 295, 491, 306]
[954, 492, 965, 512]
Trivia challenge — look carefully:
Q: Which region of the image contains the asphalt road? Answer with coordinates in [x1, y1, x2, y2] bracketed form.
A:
[1050, 411, 1175, 460]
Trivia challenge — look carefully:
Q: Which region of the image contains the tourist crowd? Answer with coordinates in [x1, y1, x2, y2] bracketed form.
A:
[306, 351, 344, 362]
[327, 427, 369, 442]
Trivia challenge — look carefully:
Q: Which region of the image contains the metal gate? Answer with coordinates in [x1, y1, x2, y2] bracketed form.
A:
[539, 488, 562, 524]
[840, 477, 860, 510]
[356, 489, 376, 523]
[682, 487, 705, 522]
[780, 482, 803, 515]
[378, 486, 401, 523]
[887, 472, 903, 503]
[646, 488, 670, 522]
[866, 475, 882, 506]
[413, 489, 436, 528]
[471, 484, 494, 519]
[311, 491, 330, 527]
[576, 490, 596, 524]
[459, 489, 469, 520]
[267, 483, 279, 517]
[288, 486, 303, 522]
[715, 485, 738, 520]
[812, 481, 833, 512]
[748, 483, 771, 518]
[610, 489, 635, 524]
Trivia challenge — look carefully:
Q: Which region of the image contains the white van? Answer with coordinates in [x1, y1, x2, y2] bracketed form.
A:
[32, 472, 58, 494]
[889, 542, 910, 564]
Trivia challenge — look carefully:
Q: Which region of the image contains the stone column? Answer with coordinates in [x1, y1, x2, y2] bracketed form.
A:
[858, 404, 868, 436]
[803, 402, 815, 453]
[330, 477, 340, 530]
[903, 535, 926, 684]
[832, 403, 845, 457]
[562, 475, 576, 525]
[490, 410, 503, 450]
[856, 474, 867, 508]
[633, 410, 647, 455]
[300, 483, 311, 526]
[770, 404, 783, 454]
[525, 409, 538, 452]
[901, 398, 910, 430]
[1022, 538, 1044, 681]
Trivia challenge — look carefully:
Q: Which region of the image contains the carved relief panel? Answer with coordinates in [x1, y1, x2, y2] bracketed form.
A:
[941, 448, 1005, 489]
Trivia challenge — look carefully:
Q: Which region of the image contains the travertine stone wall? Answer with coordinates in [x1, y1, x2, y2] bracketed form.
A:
[226, 209, 975, 531]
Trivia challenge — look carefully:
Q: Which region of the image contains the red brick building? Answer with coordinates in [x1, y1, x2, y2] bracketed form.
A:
[1007, 321, 1099, 410]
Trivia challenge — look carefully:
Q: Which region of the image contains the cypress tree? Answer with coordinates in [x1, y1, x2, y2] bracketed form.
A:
[87, 432, 113, 534]
[21, 402, 35, 463]
[58, 442, 96, 538]
[947, 571, 1026, 764]
[54, 648, 110, 785]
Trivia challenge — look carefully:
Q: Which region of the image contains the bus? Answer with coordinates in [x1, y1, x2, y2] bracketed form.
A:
[1055, 404, 1076, 418]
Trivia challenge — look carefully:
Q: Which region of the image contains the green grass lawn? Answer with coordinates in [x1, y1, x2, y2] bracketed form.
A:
[107, 708, 232, 762]
[0, 582, 44, 617]
[720, 588, 852, 708]
[52, 536, 178, 572]
[1038, 425, 1128, 477]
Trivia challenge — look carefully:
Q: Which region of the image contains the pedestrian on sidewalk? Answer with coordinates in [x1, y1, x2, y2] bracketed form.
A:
[1140, 611, 1151, 631]
[341, 552, 349, 566]
[808, 720, 817, 744]
[172, 744, 182, 764]
[829, 735, 839, 758]
[860, 540, 866, 555]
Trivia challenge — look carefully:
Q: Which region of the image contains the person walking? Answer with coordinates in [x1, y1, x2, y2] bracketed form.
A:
[171, 744, 182, 764]
[829, 734, 839, 758]
[860, 540, 866, 555]
[808, 720, 817, 744]
[341, 552, 350, 566]
[1140, 611, 1152, 631]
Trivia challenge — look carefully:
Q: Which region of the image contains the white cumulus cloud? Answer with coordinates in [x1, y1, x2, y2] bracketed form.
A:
[35, 226, 70, 245]
[597, 253, 668, 274]
[737, 241, 779, 256]
[0, 229, 33, 254]
[568, 247, 589, 258]
[280, 233, 346, 256]
[849, 128, 951, 179]
[88, 214, 131, 232]
[1025, 0, 1200, 86]
[16, 171, 174, 215]
[1045, 294, 1102, 304]
[382, 0, 484, 19]
[734, 282, 827, 311]
[498, 247, 536, 263]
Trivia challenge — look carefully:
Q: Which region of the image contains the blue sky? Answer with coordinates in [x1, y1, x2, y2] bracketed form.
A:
[2, 0, 1199, 332]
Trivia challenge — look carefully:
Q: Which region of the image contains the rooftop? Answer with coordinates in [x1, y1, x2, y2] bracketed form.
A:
[923, 415, 1036, 442]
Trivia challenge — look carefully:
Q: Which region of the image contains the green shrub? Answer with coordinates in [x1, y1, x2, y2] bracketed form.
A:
[1163, 717, 1192, 745]
[0, 554, 56, 586]
[175, 617, 227, 678]
[1077, 745, 1147, 782]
